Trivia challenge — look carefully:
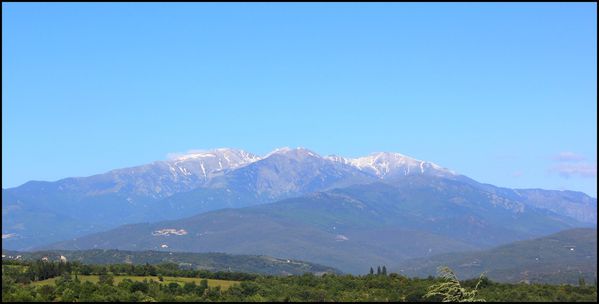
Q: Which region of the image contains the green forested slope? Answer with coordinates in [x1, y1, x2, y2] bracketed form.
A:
[398, 228, 597, 285]
[1, 249, 340, 276]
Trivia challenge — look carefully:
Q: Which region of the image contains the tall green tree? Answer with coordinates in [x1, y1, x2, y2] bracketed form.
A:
[578, 276, 586, 287]
[98, 273, 114, 286]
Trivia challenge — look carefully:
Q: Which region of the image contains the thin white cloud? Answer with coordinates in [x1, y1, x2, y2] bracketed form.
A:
[553, 152, 586, 162]
[551, 163, 597, 178]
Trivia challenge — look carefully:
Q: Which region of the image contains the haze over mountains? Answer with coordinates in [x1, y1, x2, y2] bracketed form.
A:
[2, 147, 597, 274]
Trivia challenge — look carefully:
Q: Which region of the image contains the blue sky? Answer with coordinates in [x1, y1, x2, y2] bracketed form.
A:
[2, 3, 597, 196]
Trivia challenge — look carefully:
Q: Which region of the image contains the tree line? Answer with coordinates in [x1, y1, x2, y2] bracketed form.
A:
[370, 265, 388, 276]
[2, 259, 256, 283]
[2, 260, 597, 302]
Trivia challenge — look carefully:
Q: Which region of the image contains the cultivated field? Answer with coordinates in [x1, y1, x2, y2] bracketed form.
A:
[30, 275, 238, 290]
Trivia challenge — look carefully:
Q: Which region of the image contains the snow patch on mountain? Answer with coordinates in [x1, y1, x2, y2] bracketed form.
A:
[265, 147, 320, 158]
[167, 148, 262, 180]
[169, 147, 453, 179]
[326, 151, 455, 178]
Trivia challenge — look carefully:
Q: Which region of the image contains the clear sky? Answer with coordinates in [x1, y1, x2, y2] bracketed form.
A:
[2, 3, 597, 197]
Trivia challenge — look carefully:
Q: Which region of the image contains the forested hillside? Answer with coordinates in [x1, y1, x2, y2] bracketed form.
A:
[2, 249, 339, 276]
[398, 228, 597, 285]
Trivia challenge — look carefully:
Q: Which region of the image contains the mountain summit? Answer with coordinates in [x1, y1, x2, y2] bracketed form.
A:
[167, 148, 261, 180]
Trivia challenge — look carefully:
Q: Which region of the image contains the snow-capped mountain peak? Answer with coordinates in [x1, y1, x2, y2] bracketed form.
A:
[172, 148, 259, 162]
[324, 155, 351, 164]
[167, 148, 262, 179]
[349, 152, 423, 177]
[167, 147, 453, 182]
[327, 151, 454, 178]
[265, 147, 321, 159]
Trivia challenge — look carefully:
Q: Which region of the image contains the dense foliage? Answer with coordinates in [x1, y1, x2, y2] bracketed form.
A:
[2, 259, 256, 283]
[3, 260, 597, 302]
[2, 249, 340, 276]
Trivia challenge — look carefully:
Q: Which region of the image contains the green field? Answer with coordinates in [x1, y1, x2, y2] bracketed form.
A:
[2, 265, 27, 271]
[29, 275, 238, 290]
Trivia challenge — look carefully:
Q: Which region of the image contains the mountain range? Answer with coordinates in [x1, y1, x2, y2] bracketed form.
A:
[2, 147, 458, 250]
[3, 147, 596, 274]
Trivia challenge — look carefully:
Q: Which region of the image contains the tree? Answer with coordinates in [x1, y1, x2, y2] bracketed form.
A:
[60, 288, 76, 302]
[424, 266, 486, 302]
[99, 273, 114, 286]
[183, 282, 197, 294]
[377, 266, 381, 276]
[60, 272, 72, 283]
[370, 267, 374, 275]
[578, 276, 586, 287]
[36, 285, 56, 302]
[167, 282, 180, 294]
[130, 281, 150, 293]
[80, 265, 93, 275]
[98, 266, 108, 275]
[199, 279, 209, 290]
[382, 266, 387, 276]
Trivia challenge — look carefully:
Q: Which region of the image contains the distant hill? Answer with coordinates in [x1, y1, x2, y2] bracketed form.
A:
[397, 228, 597, 285]
[40, 176, 587, 274]
[1, 249, 341, 276]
